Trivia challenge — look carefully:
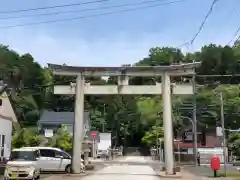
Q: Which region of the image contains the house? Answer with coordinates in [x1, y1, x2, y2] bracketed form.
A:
[174, 126, 222, 150]
[173, 126, 225, 162]
[0, 84, 19, 159]
[38, 110, 91, 137]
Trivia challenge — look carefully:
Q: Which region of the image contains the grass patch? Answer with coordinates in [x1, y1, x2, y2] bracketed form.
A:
[206, 172, 240, 178]
[218, 172, 240, 177]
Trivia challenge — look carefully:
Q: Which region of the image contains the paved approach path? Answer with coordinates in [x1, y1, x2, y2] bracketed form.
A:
[83, 156, 159, 180]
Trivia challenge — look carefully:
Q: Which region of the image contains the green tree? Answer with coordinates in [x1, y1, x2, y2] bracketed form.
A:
[47, 125, 72, 153]
[12, 128, 41, 148]
[2, 42, 240, 149]
[228, 132, 240, 157]
[141, 125, 164, 146]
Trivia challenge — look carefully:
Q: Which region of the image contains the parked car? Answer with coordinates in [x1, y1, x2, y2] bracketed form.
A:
[4, 148, 41, 180]
[21, 147, 84, 173]
[97, 149, 108, 158]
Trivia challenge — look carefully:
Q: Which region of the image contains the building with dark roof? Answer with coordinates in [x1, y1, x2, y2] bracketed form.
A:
[38, 110, 90, 136]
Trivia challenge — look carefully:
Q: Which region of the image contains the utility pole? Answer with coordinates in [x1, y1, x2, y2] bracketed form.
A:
[102, 104, 106, 133]
[192, 74, 198, 166]
[220, 91, 227, 177]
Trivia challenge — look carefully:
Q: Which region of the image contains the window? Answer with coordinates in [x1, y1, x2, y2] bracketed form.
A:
[62, 152, 71, 159]
[54, 150, 71, 159]
[10, 151, 36, 161]
[1, 135, 5, 157]
[54, 150, 61, 158]
[40, 149, 55, 157]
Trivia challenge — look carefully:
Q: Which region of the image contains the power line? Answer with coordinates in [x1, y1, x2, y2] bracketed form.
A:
[176, 41, 189, 48]
[225, 0, 238, 46]
[0, 0, 187, 29]
[177, 0, 219, 50]
[190, 0, 219, 45]
[0, 0, 110, 14]
[228, 27, 240, 45]
[232, 35, 240, 47]
[0, 0, 178, 20]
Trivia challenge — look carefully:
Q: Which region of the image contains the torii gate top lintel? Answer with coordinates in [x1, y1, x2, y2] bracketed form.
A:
[48, 62, 201, 77]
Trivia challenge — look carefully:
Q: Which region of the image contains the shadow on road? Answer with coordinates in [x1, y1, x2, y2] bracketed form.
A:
[0, 167, 5, 175]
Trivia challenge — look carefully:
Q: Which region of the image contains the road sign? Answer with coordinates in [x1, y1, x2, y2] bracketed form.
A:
[216, 127, 223, 136]
[44, 129, 53, 137]
[91, 131, 97, 137]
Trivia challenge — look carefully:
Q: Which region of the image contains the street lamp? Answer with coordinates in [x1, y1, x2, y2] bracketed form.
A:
[192, 74, 198, 166]
[219, 91, 227, 177]
[180, 116, 197, 162]
[181, 76, 198, 166]
[102, 104, 107, 132]
[207, 82, 227, 177]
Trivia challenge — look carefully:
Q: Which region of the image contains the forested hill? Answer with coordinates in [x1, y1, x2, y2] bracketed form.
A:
[1, 43, 240, 147]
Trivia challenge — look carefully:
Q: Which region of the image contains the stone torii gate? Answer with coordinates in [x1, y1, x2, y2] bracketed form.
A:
[48, 63, 200, 175]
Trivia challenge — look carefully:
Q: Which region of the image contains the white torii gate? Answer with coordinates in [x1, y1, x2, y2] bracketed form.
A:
[49, 63, 200, 175]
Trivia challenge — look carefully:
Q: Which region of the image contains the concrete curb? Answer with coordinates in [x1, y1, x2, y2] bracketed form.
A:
[155, 171, 182, 179]
[42, 171, 94, 180]
[156, 173, 182, 179]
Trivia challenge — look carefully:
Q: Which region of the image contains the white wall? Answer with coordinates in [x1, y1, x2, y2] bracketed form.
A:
[0, 91, 17, 124]
[0, 118, 12, 158]
[0, 91, 16, 158]
[98, 133, 111, 150]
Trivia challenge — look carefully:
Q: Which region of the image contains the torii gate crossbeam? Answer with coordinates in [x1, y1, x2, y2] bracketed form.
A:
[48, 63, 200, 175]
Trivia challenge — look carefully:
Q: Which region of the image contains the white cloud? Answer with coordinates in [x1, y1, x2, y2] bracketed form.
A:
[0, 28, 234, 68]
[0, 28, 185, 67]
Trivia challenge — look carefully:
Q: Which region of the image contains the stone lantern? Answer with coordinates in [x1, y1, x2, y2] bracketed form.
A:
[82, 135, 91, 165]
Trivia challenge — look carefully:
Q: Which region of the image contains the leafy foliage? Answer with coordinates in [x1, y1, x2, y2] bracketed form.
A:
[46, 125, 72, 153]
[1, 42, 240, 148]
[228, 133, 240, 157]
[12, 128, 41, 148]
[141, 126, 164, 146]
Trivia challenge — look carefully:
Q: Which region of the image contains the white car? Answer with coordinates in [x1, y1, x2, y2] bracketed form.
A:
[97, 149, 108, 158]
[4, 148, 41, 180]
[22, 147, 84, 173]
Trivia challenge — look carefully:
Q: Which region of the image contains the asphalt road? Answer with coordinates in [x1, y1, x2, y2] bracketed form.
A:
[0, 161, 107, 180]
[0, 173, 51, 180]
[82, 156, 159, 180]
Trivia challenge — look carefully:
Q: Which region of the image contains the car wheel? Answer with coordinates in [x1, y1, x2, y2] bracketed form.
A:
[36, 174, 40, 180]
[65, 165, 71, 174]
[32, 172, 38, 180]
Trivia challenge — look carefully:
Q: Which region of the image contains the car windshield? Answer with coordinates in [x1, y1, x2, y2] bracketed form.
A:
[10, 151, 36, 161]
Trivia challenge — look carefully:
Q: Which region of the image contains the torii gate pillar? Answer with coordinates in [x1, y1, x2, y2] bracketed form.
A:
[72, 75, 84, 173]
[162, 72, 174, 174]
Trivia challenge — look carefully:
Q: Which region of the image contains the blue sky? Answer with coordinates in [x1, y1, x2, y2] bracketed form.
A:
[0, 0, 239, 67]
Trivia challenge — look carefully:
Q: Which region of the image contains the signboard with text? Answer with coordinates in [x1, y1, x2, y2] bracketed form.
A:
[182, 131, 202, 143]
